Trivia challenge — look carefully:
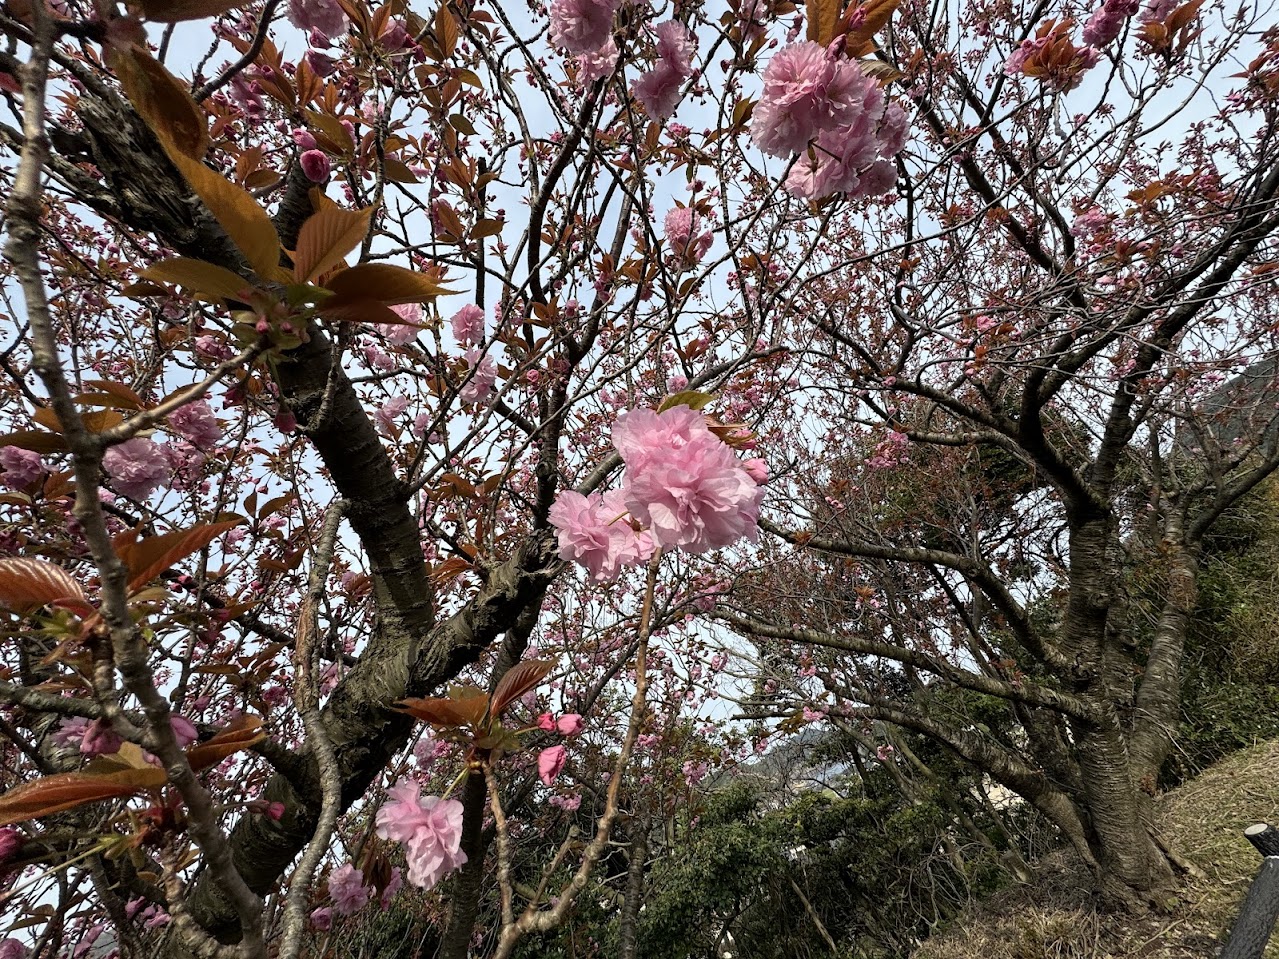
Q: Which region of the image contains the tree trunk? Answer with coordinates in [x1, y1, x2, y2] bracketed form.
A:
[1071, 711, 1175, 899]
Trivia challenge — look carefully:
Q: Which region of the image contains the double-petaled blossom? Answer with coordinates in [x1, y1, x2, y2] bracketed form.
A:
[0, 447, 44, 489]
[538, 745, 568, 785]
[168, 400, 221, 448]
[549, 0, 620, 54]
[459, 350, 497, 405]
[0, 828, 24, 868]
[375, 782, 467, 890]
[612, 406, 763, 553]
[548, 489, 654, 581]
[449, 304, 484, 347]
[103, 437, 171, 500]
[287, 0, 347, 40]
[379, 303, 423, 346]
[783, 88, 907, 200]
[577, 37, 618, 84]
[751, 42, 869, 157]
[633, 21, 695, 120]
[1082, 0, 1140, 45]
[80, 719, 122, 757]
[300, 149, 330, 182]
[556, 713, 585, 736]
[327, 863, 371, 916]
[663, 206, 713, 266]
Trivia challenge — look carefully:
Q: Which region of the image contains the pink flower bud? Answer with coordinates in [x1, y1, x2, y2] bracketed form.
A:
[538, 745, 567, 785]
[300, 149, 330, 183]
[555, 714, 585, 736]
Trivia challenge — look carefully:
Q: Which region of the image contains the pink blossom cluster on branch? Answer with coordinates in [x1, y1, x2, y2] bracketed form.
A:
[751, 41, 907, 200]
[374, 781, 468, 891]
[550, 405, 765, 581]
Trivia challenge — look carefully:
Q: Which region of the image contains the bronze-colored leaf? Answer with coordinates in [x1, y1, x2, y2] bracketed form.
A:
[141, 257, 253, 302]
[490, 660, 555, 719]
[0, 431, 69, 454]
[292, 203, 375, 283]
[114, 520, 244, 594]
[0, 558, 85, 613]
[323, 263, 454, 306]
[113, 47, 281, 278]
[137, 0, 247, 21]
[185, 714, 266, 772]
[0, 768, 166, 827]
[807, 0, 841, 45]
[394, 696, 478, 728]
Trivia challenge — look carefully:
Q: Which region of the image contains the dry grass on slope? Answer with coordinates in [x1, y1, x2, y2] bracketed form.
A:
[914, 740, 1279, 959]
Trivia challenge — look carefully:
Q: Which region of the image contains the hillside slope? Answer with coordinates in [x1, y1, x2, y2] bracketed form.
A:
[915, 740, 1279, 959]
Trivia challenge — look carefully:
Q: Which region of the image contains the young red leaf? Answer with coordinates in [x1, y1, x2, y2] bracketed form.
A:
[489, 660, 555, 719]
[136, 0, 248, 21]
[0, 768, 166, 826]
[114, 520, 244, 594]
[0, 558, 85, 613]
[0, 431, 69, 454]
[185, 714, 266, 772]
[394, 696, 480, 729]
[112, 47, 283, 279]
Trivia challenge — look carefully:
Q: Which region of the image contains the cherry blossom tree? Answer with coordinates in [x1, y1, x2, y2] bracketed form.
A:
[713, 0, 1279, 904]
[0, 0, 1274, 955]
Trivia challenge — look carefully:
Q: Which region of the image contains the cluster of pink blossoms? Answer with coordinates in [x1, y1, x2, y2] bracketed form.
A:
[663, 205, 713, 268]
[632, 21, 695, 120]
[549, 0, 620, 54]
[751, 41, 907, 201]
[374, 781, 467, 890]
[550, 405, 765, 582]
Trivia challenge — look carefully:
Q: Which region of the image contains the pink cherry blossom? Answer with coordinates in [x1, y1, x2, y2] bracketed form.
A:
[379, 303, 423, 346]
[751, 42, 870, 157]
[0, 446, 45, 489]
[663, 207, 713, 265]
[549, 793, 582, 811]
[632, 21, 694, 121]
[380, 866, 403, 909]
[556, 713, 585, 736]
[375, 781, 467, 890]
[612, 406, 763, 553]
[548, 489, 655, 581]
[549, 0, 620, 55]
[80, 719, 122, 757]
[459, 350, 497, 405]
[309, 907, 333, 931]
[1082, 0, 1138, 46]
[0, 941, 26, 959]
[537, 712, 556, 732]
[577, 37, 618, 85]
[300, 149, 330, 183]
[450, 304, 484, 347]
[170, 715, 198, 749]
[538, 744, 568, 785]
[327, 863, 370, 916]
[782, 85, 906, 200]
[168, 400, 221, 448]
[376, 396, 410, 436]
[0, 828, 25, 867]
[53, 717, 89, 750]
[103, 437, 172, 500]
[287, 0, 347, 40]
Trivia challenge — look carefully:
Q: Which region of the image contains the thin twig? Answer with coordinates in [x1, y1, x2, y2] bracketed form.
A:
[277, 499, 347, 959]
